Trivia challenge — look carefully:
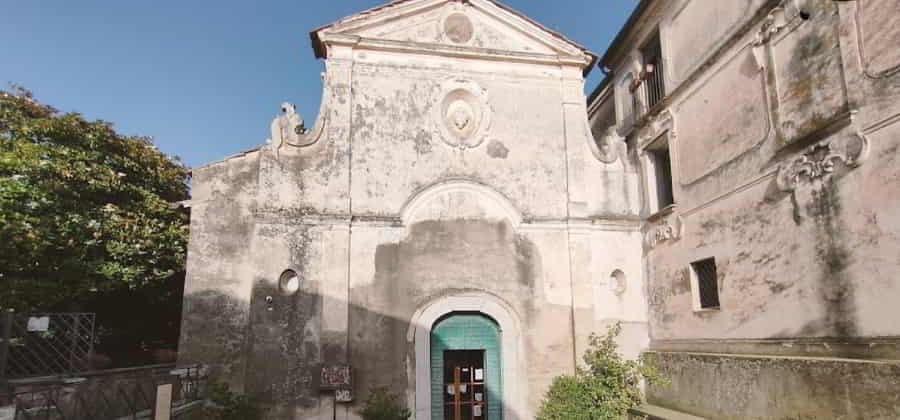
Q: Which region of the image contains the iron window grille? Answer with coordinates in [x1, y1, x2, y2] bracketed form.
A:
[640, 32, 666, 111]
[691, 258, 720, 309]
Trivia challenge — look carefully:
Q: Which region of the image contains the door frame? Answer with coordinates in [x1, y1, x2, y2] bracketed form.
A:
[407, 292, 525, 420]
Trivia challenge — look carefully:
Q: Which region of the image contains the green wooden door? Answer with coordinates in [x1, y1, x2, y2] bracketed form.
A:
[431, 314, 502, 419]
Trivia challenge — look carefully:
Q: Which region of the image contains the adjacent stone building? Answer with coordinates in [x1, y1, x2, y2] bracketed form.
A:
[589, 0, 900, 418]
[180, 0, 900, 419]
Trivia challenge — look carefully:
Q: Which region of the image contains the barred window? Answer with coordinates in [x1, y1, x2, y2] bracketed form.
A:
[640, 32, 665, 110]
[691, 258, 720, 310]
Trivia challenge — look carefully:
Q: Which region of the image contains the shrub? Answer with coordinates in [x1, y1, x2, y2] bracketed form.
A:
[203, 382, 264, 420]
[537, 322, 667, 420]
[359, 387, 411, 420]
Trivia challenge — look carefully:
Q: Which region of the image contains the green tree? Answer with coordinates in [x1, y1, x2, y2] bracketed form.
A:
[537, 322, 668, 420]
[0, 86, 189, 312]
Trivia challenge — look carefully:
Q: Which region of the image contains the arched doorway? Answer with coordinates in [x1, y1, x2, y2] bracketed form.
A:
[408, 292, 525, 420]
[430, 313, 502, 420]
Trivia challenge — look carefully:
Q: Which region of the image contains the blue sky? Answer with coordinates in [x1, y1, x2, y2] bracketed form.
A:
[1, 0, 636, 168]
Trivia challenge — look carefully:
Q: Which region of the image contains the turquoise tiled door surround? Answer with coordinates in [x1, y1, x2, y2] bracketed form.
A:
[430, 313, 502, 420]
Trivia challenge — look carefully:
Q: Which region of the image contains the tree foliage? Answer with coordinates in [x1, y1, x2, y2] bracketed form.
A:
[0, 86, 190, 311]
[537, 322, 668, 420]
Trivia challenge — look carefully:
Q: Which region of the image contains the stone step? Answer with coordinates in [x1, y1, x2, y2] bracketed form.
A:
[628, 403, 708, 420]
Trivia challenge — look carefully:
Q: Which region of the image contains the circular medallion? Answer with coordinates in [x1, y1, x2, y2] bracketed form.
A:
[434, 80, 492, 149]
[443, 13, 474, 44]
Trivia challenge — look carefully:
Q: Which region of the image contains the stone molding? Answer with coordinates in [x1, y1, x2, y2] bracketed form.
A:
[313, 0, 593, 68]
[650, 336, 900, 360]
[400, 180, 522, 229]
[636, 108, 676, 150]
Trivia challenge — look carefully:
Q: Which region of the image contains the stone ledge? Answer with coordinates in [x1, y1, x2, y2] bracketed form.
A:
[650, 336, 900, 360]
[628, 403, 707, 420]
[644, 351, 900, 419]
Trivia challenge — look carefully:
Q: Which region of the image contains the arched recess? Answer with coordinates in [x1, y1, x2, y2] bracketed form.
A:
[407, 292, 525, 420]
[400, 180, 523, 231]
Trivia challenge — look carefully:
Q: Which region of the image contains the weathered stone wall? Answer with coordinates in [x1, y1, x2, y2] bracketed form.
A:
[645, 351, 900, 419]
[593, 0, 900, 417]
[636, 0, 900, 352]
[180, 1, 649, 419]
[179, 152, 260, 391]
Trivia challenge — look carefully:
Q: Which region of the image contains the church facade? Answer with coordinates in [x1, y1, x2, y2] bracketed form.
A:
[179, 1, 645, 419]
[179, 0, 900, 419]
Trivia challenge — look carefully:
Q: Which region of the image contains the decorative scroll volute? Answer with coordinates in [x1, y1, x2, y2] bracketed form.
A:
[776, 131, 869, 192]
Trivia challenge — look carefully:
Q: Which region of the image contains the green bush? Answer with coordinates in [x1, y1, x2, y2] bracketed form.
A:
[537, 322, 667, 420]
[203, 382, 265, 420]
[358, 387, 411, 420]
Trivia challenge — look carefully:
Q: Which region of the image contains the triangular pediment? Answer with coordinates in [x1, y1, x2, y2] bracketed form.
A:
[312, 0, 595, 68]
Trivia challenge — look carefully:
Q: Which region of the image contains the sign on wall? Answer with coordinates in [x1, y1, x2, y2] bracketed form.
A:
[319, 365, 352, 390]
[335, 389, 353, 403]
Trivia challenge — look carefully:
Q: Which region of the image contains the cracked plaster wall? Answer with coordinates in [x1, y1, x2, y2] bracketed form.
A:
[179, 1, 648, 418]
[593, 0, 900, 417]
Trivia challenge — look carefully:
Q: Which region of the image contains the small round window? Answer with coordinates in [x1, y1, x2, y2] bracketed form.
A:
[279, 270, 301, 295]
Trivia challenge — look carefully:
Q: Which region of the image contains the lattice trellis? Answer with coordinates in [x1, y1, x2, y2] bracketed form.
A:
[3, 313, 95, 379]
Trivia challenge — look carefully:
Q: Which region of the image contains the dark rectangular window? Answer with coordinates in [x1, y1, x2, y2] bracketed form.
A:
[649, 144, 674, 210]
[641, 32, 665, 110]
[691, 258, 720, 309]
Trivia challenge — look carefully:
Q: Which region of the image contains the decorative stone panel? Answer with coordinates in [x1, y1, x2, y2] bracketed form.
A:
[767, 0, 849, 145]
[675, 47, 769, 184]
[443, 12, 475, 44]
[667, 0, 769, 83]
[855, 0, 900, 79]
[644, 214, 684, 250]
[434, 79, 493, 149]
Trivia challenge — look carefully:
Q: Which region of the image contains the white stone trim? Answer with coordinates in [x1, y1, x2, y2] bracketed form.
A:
[400, 180, 523, 230]
[406, 292, 526, 420]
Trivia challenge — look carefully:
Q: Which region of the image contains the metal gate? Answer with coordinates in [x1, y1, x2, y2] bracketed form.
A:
[1, 312, 96, 380]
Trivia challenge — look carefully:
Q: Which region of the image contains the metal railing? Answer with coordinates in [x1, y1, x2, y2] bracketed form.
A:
[643, 61, 665, 111]
[6, 364, 206, 420]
